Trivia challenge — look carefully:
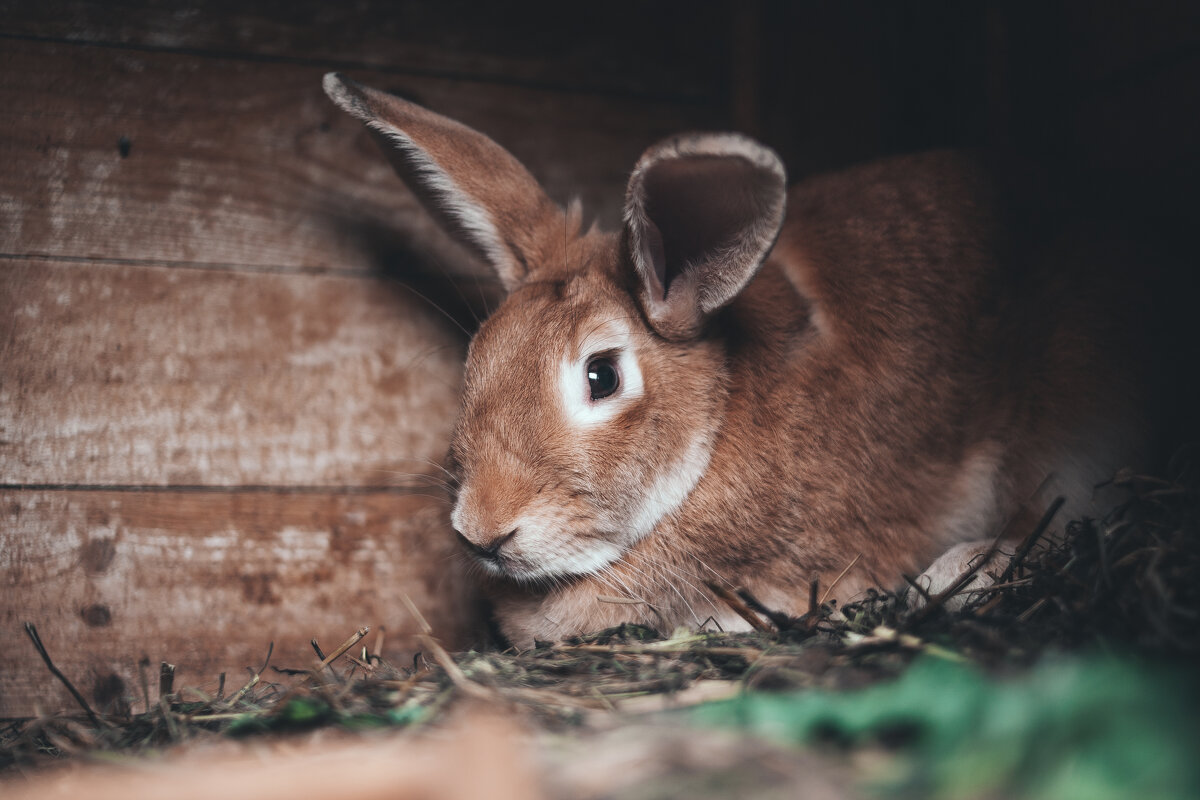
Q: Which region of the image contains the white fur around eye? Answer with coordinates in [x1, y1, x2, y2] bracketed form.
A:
[558, 322, 644, 427]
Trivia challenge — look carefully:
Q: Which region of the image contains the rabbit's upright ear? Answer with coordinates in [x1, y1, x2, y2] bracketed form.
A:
[324, 73, 561, 291]
[623, 135, 786, 339]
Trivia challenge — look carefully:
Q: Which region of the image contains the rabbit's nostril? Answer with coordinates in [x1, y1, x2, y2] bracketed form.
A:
[480, 528, 517, 558]
[457, 528, 517, 562]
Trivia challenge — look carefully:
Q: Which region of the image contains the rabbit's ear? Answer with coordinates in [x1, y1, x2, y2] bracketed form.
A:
[324, 73, 561, 291]
[624, 135, 786, 339]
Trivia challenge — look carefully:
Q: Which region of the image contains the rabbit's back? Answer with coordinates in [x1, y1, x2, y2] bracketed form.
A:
[733, 152, 1153, 590]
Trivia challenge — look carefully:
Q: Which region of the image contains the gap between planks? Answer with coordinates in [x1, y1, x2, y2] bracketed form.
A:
[0, 31, 715, 105]
[0, 252, 380, 279]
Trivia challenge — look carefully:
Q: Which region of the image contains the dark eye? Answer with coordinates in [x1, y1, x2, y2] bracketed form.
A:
[586, 357, 620, 400]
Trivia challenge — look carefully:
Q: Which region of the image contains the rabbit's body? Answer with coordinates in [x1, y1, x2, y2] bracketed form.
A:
[472, 157, 1146, 643]
[325, 75, 1151, 645]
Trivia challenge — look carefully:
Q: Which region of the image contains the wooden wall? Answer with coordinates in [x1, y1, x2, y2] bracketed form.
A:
[2, 1, 1196, 718]
[0, 1, 734, 718]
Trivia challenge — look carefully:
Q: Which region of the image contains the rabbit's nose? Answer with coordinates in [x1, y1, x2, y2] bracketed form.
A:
[455, 528, 517, 562]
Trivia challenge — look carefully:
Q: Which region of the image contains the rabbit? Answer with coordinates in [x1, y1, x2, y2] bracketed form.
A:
[323, 73, 1153, 645]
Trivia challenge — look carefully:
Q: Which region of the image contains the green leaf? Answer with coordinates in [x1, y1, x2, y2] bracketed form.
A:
[692, 655, 1200, 799]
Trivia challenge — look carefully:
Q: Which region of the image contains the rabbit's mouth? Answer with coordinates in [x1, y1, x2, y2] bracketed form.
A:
[450, 471, 635, 581]
[457, 523, 627, 583]
[449, 424, 716, 584]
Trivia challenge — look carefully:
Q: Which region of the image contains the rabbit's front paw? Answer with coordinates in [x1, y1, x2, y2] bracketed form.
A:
[909, 540, 1009, 612]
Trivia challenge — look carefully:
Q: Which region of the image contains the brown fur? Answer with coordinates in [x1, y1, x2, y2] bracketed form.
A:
[325, 75, 1152, 646]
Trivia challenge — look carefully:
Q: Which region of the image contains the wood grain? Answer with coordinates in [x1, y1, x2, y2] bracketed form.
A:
[0, 5, 714, 724]
[0, 258, 467, 486]
[0, 489, 477, 718]
[0, 39, 720, 271]
[1, 0, 732, 101]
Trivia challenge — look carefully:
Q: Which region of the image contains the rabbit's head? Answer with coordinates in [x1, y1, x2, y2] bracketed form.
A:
[324, 74, 786, 583]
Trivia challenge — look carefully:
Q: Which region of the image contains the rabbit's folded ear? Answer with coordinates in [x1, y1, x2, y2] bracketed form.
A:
[623, 135, 787, 339]
[324, 73, 561, 291]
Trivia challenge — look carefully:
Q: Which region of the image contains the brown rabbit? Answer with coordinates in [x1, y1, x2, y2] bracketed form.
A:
[324, 74, 1152, 645]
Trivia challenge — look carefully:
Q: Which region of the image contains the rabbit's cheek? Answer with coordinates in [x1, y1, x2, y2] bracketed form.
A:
[622, 430, 715, 540]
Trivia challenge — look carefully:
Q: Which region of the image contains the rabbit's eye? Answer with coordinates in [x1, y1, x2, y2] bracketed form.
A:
[586, 357, 620, 401]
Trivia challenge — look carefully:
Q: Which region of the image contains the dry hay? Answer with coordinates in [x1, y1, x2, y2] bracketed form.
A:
[2, 460, 1197, 794]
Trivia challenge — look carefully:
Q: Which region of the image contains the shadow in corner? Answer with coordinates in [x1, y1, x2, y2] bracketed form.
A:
[341, 213, 504, 339]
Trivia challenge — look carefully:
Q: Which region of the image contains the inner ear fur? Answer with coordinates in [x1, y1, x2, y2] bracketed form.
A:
[623, 134, 787, 340]
[323, 72, 562, 292]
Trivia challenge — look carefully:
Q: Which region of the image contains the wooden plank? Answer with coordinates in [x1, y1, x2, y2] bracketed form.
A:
[0, 258, 468, 486]
[0, 39, 720, 270]
[0, 489, 477, 718]
[1, 0, 732, 101]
